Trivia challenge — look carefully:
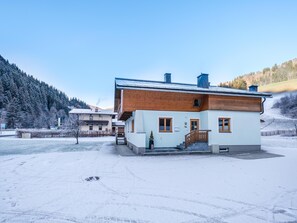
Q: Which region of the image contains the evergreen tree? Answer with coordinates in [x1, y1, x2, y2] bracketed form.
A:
[6, 98, 21, 128]
[0, 54, 90, 129]
[0, 82, 4, 108]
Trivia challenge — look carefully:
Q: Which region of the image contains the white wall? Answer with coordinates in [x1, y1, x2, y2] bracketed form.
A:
[131, 110, 201, 148]
[203, 110, 261, 146]
[125, 110, 261, 148]
[125, 115, 146, 148]
[126, 132, 146, 148]
[78, 114, 113, 131]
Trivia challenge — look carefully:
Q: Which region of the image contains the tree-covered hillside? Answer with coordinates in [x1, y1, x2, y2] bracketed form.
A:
[273, 93, 297, 119]
[219, 58, 297, 90]
[0, 55, 89, 129]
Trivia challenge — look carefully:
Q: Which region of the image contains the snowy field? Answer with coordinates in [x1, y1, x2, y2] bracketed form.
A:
[0, 136, 297, 223]
[261, 92, 297, 131]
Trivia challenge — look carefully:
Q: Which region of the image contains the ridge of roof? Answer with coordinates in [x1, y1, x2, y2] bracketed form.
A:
[115, 77, 197, 87]
[69, 108, 117, 115]
[115, 77, 272, 97]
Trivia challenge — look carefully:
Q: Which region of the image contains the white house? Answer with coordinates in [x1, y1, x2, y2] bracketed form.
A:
[114, 73, 272, 154]
[69, 108, 116, 133]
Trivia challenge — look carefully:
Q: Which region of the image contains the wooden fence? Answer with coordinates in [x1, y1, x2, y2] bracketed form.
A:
[16, 129, 114, 138]
[261, 129, 296, 136]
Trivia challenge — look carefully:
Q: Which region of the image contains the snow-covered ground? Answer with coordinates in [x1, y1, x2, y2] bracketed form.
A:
[261, 92, 297, 131]
[0, 94, 296, 223]
[0, 136, 297, 223]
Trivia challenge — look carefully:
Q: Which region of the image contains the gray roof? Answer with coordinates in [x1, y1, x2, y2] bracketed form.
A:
[69, 108, 117, 115]
[115, 78, 272, 98]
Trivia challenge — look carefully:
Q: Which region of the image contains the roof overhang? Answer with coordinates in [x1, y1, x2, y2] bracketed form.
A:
[115, 85, 272, 98]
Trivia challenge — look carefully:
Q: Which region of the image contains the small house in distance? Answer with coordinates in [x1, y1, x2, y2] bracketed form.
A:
[114, 73, 272, 154]
[69, 108, 116, 134]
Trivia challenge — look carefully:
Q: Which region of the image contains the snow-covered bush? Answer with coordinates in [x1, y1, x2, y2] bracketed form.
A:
[273, 93, 297, 118]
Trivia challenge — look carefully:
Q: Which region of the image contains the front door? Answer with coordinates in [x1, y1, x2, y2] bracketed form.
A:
[190, 119, 199, 132]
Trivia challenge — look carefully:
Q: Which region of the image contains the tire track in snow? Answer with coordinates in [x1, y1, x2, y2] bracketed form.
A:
[270, 189, 297, 222]
[133, 192, 233, 211]
[211, 190, 297, 222]
[114, 191, 297, 222]
[86, 215, 150, 223]
[0, 179, 79, 223]
[101, 202, 222, 223]
[125, 166, 146, 182]
[0, 210, 82, 223]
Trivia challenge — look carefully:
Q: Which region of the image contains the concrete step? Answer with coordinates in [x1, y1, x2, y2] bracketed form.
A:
[143, 149, 211, 156]
[176, 142, 185, 150]
[176, 142, 210, 152]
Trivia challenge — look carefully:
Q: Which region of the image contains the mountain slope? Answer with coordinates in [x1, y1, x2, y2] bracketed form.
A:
[0, 55, 89, 128]
[261, 91, 297, 131]
[220, 58, 297, 92]
[258, 78, 297, 92]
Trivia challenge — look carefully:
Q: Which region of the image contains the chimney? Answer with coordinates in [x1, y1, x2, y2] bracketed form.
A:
[164, 73, 171, 83]
[197, 73, 209, 88]
[249, 85, 258, 92]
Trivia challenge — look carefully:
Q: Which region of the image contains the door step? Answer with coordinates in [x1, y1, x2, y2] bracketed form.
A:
[176, 142, 210, 152]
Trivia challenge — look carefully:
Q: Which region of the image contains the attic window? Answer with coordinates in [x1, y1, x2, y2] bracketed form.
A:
[193, 99, 201, 107]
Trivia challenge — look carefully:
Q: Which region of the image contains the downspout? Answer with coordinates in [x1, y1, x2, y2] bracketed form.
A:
[260, 97, 266, 115]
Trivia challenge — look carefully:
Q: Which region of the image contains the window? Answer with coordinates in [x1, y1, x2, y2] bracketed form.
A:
[159, 118, 172, 132]
[218, 118, 231, 133]
[190, 119, 199, 131]
[131, 120, 134, 133]
[193, 99, 201, 107]
[89, 115, 93, 120]
[89, 125, 93, 131]
[99, 126, 102, 131]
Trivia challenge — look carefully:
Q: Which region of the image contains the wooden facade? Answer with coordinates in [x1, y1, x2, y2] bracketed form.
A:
[208, 95, 261, 112]
[115, 89, 262, 120]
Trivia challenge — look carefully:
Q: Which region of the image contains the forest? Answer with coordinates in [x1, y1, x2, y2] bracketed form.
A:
[0, 55, 89, 129]
[219, 58, 297, 89]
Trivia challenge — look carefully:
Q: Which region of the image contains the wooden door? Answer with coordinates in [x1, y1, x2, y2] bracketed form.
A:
[190, 119, 199, 132]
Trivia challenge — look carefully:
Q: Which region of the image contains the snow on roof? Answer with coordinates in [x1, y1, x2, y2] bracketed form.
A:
[112, 121, 125, 126]
[69, 108, 117, 115]
[115, 78, 272, 98]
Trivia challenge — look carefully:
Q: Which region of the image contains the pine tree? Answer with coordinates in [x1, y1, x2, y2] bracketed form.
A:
[0, 54, 89, 129]
[6, 98, 21, 128]
[0, 82, 4, 108]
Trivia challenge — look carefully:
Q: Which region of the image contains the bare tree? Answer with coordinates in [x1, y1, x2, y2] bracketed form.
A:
[65, 114, 83, 144]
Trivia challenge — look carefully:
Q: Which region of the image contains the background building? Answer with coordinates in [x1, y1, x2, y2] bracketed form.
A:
[69, 108, 116, 133]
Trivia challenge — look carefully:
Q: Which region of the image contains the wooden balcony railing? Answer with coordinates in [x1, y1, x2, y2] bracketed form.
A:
[185, 130, 211, 148]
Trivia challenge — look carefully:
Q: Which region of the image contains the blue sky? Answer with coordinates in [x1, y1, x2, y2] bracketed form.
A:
[1, 0, 297, 108]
